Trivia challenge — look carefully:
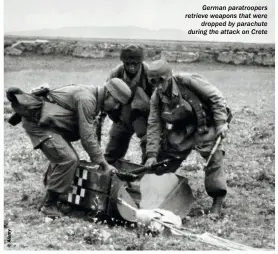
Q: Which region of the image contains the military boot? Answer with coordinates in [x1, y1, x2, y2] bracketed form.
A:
[210, 196, 225, 215]
[41, 190, 62, 218]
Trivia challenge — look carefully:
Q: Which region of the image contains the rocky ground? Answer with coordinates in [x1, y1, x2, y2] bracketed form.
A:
[4, 36, 275, 66]
[3, 56, 275, 250]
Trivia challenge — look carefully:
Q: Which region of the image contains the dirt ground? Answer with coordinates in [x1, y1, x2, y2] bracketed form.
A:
[3, 56, 275, 250]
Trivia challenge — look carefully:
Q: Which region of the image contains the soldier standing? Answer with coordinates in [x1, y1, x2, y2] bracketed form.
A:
[6, 78, 131, 218]
[145, 59, 230, 215]
[104, 44, 154, 164]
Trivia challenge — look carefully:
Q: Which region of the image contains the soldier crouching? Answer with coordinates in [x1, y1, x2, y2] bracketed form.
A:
[145, 59, 230, 215]
[6, 79, 131, 218]
[104, 44, 154, 165]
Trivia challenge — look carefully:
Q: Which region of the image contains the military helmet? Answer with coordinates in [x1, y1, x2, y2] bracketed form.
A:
[105, 78, 132, 104]
[148, 59, 172, 78]
[120, 44, 144, 63]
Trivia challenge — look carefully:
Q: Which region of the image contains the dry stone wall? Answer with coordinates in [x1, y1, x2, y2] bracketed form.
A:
[4, 38, 275, 66]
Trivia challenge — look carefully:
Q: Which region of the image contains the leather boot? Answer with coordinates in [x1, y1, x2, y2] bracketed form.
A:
[41, 190, 62, 218]
[210, 195, 225, 215]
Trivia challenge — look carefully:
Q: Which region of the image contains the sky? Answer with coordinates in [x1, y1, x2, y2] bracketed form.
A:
[4, 0, 275, 43]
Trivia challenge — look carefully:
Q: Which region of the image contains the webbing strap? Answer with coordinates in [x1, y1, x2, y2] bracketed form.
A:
[173, 78, 208, 135]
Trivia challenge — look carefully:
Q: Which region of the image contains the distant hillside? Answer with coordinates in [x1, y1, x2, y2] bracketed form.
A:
[5, 26, 200, 42]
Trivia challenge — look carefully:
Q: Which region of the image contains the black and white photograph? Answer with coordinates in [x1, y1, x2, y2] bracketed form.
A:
[2, 0, 275, 251]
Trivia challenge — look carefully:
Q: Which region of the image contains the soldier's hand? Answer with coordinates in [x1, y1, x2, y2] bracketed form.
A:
[145, 157, 157, 167]
[108, 164, 118, 174]
[216, 122, 229, 139]
[100, 161, 118, 174]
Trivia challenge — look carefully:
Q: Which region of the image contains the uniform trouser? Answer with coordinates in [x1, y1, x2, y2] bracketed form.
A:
[105, 121, 147, 165]
[22, 120, 79, 194]
[155, 144, 227, 198]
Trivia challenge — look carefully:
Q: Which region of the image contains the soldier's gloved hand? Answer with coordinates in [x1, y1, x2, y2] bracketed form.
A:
[100, 161, 118, 174]
[145, 157, 157, 167]
[216, 122, 229, 139]
[109, 164, 118, 174]
[155, 165, 168, 176]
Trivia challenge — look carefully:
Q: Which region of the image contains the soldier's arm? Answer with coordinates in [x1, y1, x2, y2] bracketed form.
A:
[185, 74, 228, 125]
[76, 98, 106, 164]
[146, 90, 162, 159]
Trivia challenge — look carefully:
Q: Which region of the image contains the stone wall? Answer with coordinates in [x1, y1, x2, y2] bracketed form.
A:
[4, 38, 275, 66]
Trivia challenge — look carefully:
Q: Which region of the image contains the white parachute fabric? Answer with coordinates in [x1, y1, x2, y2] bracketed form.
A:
[135, 208, 182, 235]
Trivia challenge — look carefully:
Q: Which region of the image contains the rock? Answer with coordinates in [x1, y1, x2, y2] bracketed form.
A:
[146, 48, 161, 58]
[72, 46, 84, 57]
[84, 229, 112, 245]
[217, 51, 256, 65]
[58, 42, 76, 56]
[37, 43, 53, 55]
[232, 51, 247, 65]
[45, 217, 54, 223]
[72, 45, 106, 58]
[35, 39, 49, 43]
[21, 194, 29, 201]
[216, 51, 233, 64]
[254, 52, 275, 66]
[161, 51, 177, 62]
[66, 229, 75, 236]
[146, 48, 157, 58]
[161, 51, 199, 63]
[19, 42, 37, 52]
[3, 39, 275, 66]
[4, 47, 22, 56]
[100, 230, 111, 244]
[199, 52, 215, 62]
[105, 50, 120, 58]
[242, 106, 257, 116]
[4, 40, 15, 48]
[108, 244, 115, 250]
[249, 160, 260, 169]
[177, 52, 199, 63]
[246, 52, 255, 65]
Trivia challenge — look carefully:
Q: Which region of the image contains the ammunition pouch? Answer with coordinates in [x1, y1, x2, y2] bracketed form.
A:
[177, 85, 209, 135]
[131, 87, 150, 113]
[161, 105, 195, 125]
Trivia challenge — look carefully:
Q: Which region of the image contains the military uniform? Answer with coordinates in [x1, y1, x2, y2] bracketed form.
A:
[7, 78, 132, 217]
[105, 49, 153, 164]
[16, 85, 106, 193]
[147, 72, 229, 198]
